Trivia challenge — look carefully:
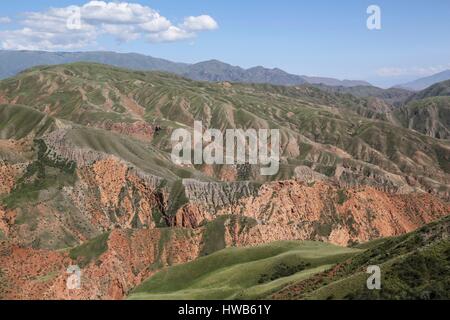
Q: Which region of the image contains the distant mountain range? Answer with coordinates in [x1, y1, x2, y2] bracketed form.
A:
[2, 50, 450, 92]
[313, 84, 413, 106]
[0, 50, 370, 87]
[396, 70, 450, 91]
[183, 59, 371, 87]
[407, 79, 450, 101]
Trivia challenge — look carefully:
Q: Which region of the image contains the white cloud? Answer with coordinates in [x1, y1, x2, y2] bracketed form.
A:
[182, 15, 219, 31]
[140, 17, 171, 33]
[0, 28, 95, 51]
[82, 1, 162, 25]
[0, 16, 12, 24]
[376, 65, 450, 77]
[0, 1, 218, 50]
[147, 26, 195, 43]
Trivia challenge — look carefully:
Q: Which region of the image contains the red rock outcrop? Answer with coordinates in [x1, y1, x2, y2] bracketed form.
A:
[0, 228, 202, 300]
[174, 180, 450, 246]
[72, 158, 166, 230]
[99, 120, 154, 142]
[0, 151, 448, 299]
[0, 162, 22, 195]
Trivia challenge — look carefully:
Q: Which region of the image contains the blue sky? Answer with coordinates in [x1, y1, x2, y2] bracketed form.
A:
[0, 0, 449, 87]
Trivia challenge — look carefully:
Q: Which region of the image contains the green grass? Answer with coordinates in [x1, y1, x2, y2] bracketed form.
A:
[166, 180, 189, 216]
[353, 237, 389, 250]
[0, 104, 55, 139]
[34, 271, 59, 283]
[151, 208, 167, 228]
[199, 215, 258, 257]
[69, 232, 110, 267]
[199, 216, 228, 256]
[337, 189, 348, 205]
[1, 140, 77, 209]
[65, 127, 209, 181]
[128, 241, 360, 300]
[304, 241, 450, 300]
[272, 215, 450, 300]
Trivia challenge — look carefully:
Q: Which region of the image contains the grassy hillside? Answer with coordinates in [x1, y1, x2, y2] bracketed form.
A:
[63, 126, 207, 181]
[128, 216, 450, 301]
[0, 104, 55, 139]
[408, 79, 450, 101]
[395, 97, 450, 140]
[128, 241, 360, 300]
[1, 63, 449, 194]
[393, 80, 450, 139]
[313, 84, 413, 107]
[271, 215, 450, 300]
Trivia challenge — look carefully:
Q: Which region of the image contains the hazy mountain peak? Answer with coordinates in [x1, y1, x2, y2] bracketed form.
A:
[396, 69, 450, 91]
[193, 59, 230, 66]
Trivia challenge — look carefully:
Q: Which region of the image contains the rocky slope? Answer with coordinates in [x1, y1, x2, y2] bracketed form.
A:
[395, 97, 450, 140]
[1, 159, 449, 299]
[1, 181, 448, 300]
[174, 179, 449, 246]
[388, 80, 450, 140]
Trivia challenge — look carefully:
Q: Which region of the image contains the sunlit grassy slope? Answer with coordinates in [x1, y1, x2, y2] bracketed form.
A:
[0, 104, 55, 139]
[128, 241, 360, 300]
[271, 216, 450, 300]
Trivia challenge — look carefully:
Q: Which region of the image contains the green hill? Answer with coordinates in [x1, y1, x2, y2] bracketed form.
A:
[0, 104, 55, 139]
[128, 216, 450, 300]
[395, 97, 450, 140]
[128, 241, 360, 300]
[271, 215, 450, 300]
[0, 63, 449, 194]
